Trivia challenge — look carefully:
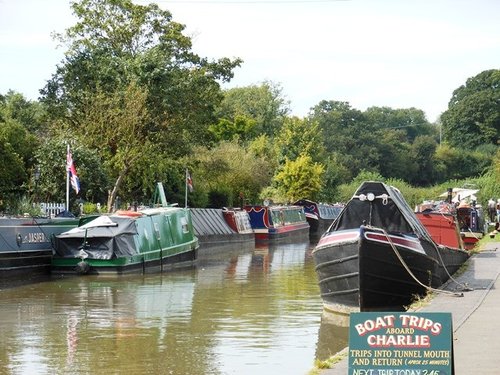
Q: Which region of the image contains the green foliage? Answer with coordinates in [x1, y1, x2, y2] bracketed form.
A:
[273, 154, 324, 202]
[433, 144, 493, 182]
[39, 0, 242, 210]
[0, 125, 29, 198]
[82, 202, 99, 214]
[364, 106, 436, 142]
[0, 93, 43, 209]
[275, 117, 325, 164]
[308, 100, 386, 178]
[0, 91, 48, 135]
[208, 115, 257, 142]
[217, 81, 290, 138]
[248, 134, 278, 164]
[10, 196, 43, 217]
[441, 69, 500, 149]
[34, 136, 108, 204]
[191, 140, 273, 206]
[474, 150, 500, 206]
[3, 25, 499, 216]
[378, 130, 417, 181]
[207, 188, 233, 208]
[309, 100, 367, 154]
[317, 154, 351, 202]
[410, 135, 438, 186]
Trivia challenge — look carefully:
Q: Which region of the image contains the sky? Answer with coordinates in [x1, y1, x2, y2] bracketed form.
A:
[0, 0, 499, 123]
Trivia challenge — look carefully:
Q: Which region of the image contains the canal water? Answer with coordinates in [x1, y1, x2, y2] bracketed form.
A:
[0, 240, 348, 375]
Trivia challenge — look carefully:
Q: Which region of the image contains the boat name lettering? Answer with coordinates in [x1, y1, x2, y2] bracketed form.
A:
[26, 232, 47, 243]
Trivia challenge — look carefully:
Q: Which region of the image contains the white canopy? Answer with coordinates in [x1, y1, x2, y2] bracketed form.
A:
[439, 188, 479, 203]
[65, 215, 118, 234]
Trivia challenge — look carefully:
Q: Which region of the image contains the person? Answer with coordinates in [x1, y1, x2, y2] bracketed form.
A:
[497, 199, 500, 222]
[488, 198, 496, 222]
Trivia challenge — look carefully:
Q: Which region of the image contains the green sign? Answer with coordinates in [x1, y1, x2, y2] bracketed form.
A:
[348, 312, 453, 375]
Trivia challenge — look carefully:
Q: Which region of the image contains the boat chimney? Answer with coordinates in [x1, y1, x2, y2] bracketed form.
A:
[446, 188, 453, 204]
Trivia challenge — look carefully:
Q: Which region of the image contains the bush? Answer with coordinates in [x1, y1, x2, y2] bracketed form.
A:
[207, 188, 233, 208]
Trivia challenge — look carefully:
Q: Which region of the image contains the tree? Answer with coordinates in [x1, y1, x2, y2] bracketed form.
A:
[275, 117, 325, 164]
[0, 91, 48, 135]
[41, 0, 241, 208]
[0, 137, 26, 211]
[191, 140, 273, 206]
[441, 69, 500, 149]
[272, 154, 324, 202]
[0, 93, 41, 209]
[410, 135, 438, 186]
[433, 144, 492, 183]
[309, 100, 367, 154]
[216, 81, 290, 138]
[377, 129, 417, 181]
[308, 100, 383, 178]
[34, 137, 109, 207]
[317, 153, 351, 202]
[75, 81, 153, 210]
[208, 115, 257, 143]
[364, 106, 436, 142]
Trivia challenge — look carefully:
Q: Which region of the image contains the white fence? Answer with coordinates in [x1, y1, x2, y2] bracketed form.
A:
[40, 202, 66, 217]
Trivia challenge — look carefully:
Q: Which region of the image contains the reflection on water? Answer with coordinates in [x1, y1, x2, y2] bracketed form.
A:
[0, 240, 348, 375]
[316, 310, 350, 361]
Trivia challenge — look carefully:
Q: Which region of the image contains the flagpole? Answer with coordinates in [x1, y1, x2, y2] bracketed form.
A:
[66, 144, 70, 212]
[184, 168, 188, 208]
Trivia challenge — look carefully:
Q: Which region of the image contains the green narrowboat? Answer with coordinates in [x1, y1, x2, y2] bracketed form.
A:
[51, 184, 199, 275]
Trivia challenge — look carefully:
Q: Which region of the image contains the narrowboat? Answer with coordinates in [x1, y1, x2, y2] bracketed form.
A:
[190, 207, 254, 250]
[51, 183, 199, 275]
[294, 199, 343, 237]
[0, 215, 81, 280]
[415, 201, 465, 249]
[244, 204, 309, 242]
[436, 188, 485, 250]
[456, 202, 485, 250]
[312, 181, 470, 313]
[222, 207, 254, 235]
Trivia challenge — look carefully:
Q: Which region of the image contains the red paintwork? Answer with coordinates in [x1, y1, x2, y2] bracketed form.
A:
[223, 210, 238, 232]
[415, 212, 464, 250]
[316, 230, 360, 248]
[364, 232, 425, 253]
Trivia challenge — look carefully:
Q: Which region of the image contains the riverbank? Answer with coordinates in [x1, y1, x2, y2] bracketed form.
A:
[313, 239, 500, 374]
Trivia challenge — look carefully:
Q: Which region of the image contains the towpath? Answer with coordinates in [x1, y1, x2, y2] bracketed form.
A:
[317, 240, 500, 375]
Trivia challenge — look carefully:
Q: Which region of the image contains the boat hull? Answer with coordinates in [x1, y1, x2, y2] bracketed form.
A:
[51, 243, 198, 275]
[294, 199, 343, 238]
[313, 231, 360, 312]
[313, 227, 467, 312]
[253, 222, 310, 242]
[0, 217, 80, 279]
[52, 207, 199, 276]
[244, 205, 310, 243]
[415, 211, 463, 249]
[461, 233, 482, 250]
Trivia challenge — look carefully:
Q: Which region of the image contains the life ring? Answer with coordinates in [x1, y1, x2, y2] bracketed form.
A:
[115, 210, 143, 217]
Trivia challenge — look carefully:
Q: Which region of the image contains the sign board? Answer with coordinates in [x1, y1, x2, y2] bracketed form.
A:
[348, 312, 453, 375]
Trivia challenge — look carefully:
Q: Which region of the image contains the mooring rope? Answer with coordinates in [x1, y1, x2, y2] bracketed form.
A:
[373, 226, 464, 298]
[433, 240, 473, 292]
[430, 211, 475, 292]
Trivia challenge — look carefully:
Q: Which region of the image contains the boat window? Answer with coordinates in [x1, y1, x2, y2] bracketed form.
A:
[154, 222, 160, 240]
[181, 216, 189, 233]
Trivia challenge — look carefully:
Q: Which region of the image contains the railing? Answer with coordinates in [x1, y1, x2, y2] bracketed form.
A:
[40, 202, 66, 217]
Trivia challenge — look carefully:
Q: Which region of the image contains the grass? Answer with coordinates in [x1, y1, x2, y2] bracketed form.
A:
[478, 229, 499, 249]
[308, 348, 348, 375]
